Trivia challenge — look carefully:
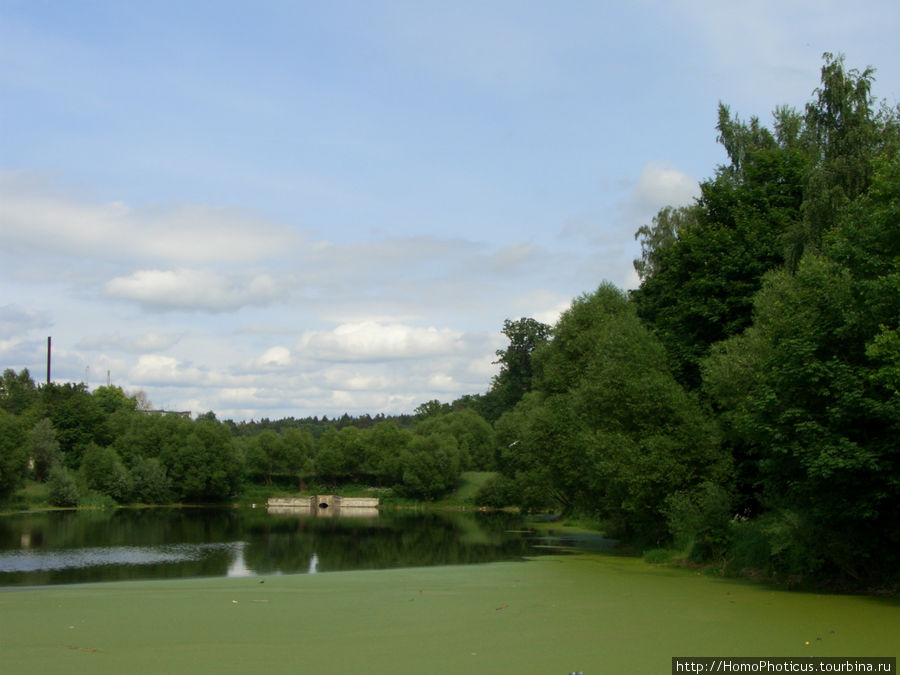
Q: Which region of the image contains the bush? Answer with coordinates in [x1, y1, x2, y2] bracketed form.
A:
[79, 491, 117, 509]
[47, 465, 79, 507]
[663, 480, 732, 561]
[474, 474, 520, 508]
[643, 548, 675, 564]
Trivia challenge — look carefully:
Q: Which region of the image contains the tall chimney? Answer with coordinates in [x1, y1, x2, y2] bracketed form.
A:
[47, 336, 51, 384]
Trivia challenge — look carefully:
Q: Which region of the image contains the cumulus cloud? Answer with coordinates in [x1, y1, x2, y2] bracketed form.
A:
[256, 346, 292, 368]
[0, 170, 302, 265]
[104, 269, 284, 311]
[320, 368, 393, 391]
[129, 354, 208, 386]
[426, 372, 458, 391]
[0, 337, 23, 354]
[295, 322, 464, 362]
[626, 161, 698, 224]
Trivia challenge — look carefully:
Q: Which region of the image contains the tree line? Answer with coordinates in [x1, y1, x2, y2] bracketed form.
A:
[1, 54, 897, 589]
[0, 373, 497, 506]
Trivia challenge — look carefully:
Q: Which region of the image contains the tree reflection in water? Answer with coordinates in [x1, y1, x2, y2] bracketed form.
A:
[0, 508, 547, 587]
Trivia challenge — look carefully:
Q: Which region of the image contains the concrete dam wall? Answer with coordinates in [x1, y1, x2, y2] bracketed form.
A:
[267, 495, 379, 517]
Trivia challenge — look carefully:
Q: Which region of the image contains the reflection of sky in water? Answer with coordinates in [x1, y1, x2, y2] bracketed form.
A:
[0, 542, 246, 573]
[226, 543, 251, 577]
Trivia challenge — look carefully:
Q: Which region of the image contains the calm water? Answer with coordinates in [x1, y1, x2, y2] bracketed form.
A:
[0, 507, 613, 587]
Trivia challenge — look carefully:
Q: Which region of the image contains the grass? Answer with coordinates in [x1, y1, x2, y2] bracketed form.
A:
[435, 471, 497, 506]
[2, 553, 898, 674]
[1, 480, 51, 512]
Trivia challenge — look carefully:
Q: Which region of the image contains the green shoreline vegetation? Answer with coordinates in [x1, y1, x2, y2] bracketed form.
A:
[2, 54, 899, 593]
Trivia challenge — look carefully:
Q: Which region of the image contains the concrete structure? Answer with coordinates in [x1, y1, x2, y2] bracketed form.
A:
[267, 495, 379, 518]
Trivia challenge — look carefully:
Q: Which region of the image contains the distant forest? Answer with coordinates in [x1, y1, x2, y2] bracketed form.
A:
[2, 54, 898, 591]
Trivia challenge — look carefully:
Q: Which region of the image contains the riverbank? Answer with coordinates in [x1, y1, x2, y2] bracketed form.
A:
[2, 553, 897, 674]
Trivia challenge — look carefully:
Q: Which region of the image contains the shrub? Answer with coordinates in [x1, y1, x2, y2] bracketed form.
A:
[643, 548, 675, 564]
[663, 480, 732, 561]
[474, 474, 520, 508]
[47, 465, 79, 507]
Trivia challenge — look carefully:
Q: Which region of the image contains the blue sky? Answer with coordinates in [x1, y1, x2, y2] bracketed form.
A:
[2, 1, 899, 420]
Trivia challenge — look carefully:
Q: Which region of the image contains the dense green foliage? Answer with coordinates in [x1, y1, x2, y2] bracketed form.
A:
[0, 372, 487, 505]
[492, 285, 728, 543]
[632, 53, 900, 587]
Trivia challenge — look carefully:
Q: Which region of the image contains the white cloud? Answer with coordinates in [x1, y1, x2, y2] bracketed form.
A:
[0, 337, 23, 354]
[320, 368, 393, 391]
[0, 170, 302, 265]
[628, 161, 698, 221]
[295, 322, 464, 362]
[104, 269, 284, 311]
[427, 372, 457, 391]
[76, 331, 183, 353]
[506, 289, 572, 328]
[255, 346, 292, 369]
[218, 387, 262, 403]
[129, 354, 208, 386]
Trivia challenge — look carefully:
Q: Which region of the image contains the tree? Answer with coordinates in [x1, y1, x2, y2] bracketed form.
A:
[399, 432, 461, 499]
[503, 284, 728, 540]
[362, 421, 410, 485]
[160, 418, 241, 501]
[282, 428, 315, 478]
[245, 430, 286, 484]
[0, 410, 28, 501]
[131, 389, 154, 412]
[413, 400, 450, 420]
[633, 205, 699, 282]
[790, 53, 883, 268]
[314, 427, 361, 482]
[245, 429, 311, 484]
[0, 368, 38, 416]
[47, 465, 79, 507]
[702, 153, 900, 584]
[130, 456, 172, 504]
[493, 391, 575, 513]
[92, 385, 138, 415]
[415, 408, 495, 471]
[484, 317, 551, 419]
[35, 382, 107, 467]
[631, 104, 805, 388]
[30, 418, 61, 483]
[81, 443, 132, 502]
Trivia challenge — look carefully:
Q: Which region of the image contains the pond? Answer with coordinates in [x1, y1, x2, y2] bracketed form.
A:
[0, 507, 614, 587]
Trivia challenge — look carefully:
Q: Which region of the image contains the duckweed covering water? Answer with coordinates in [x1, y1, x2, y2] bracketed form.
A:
[1, 553, 896, 674]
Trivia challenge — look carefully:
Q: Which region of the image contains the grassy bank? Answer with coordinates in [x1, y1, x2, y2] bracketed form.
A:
[2, 554, 897, 674]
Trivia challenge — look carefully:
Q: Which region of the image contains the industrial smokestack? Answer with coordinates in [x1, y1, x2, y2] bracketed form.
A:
[47, 336, 51, 384]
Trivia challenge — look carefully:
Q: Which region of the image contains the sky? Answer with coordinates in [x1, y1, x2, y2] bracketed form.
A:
[2, 1, 899, 421]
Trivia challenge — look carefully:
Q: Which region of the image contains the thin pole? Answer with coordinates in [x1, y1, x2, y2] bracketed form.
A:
[47, 336, 51, 384]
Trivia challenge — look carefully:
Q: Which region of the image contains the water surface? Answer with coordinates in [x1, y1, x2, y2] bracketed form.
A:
[0, 507, 609, 586]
